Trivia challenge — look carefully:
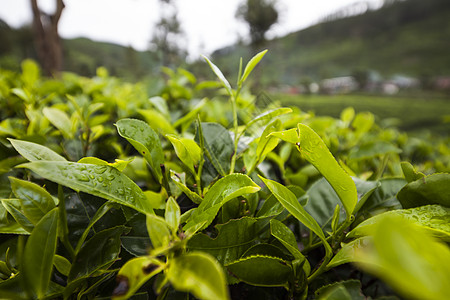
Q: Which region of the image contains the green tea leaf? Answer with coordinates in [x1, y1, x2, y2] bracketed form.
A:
[270, 219, 311, 275]
[43, 107, 73, 138]
[270, 219, 305, 261]
[297, 124, 357, 217]
[167, 252, 230, 300]
[54, 255, 71, 277]
[352, 112, 374, 138]
[165, 197, 181, 231]
[359, 177, 405, 212]
[269, 128, 299, 144]
[78, 157, 132, 172]
[315, 280, 364, 300]
[0, 218, 29, 235]
[347, 205, 450, 241]
[245, 107, 292, 130]
[184, 174, 260, 231]
[188, 217, 258, 265]
[340, 107, 355, 124]
[9, 177, 56, 224]
[9, 138, 66, 162]
[121, 236, 152, 257]
[254, 119, 282, 167]
[22, 208, 59, 299]
[171, 173, 203, 204]
[326, 237, 371, 269]
[241, 243, 291, 260]
[19, 161, 154, 215]
[397, 173, 450, 208]
[240, 49, 268, 84]
[331, 204, 340, 233]
[354, 215, 450, 300]
[203, 55, 232, 96]
[2, 199, 34, 232]
[225, 255, 293, 287]
[112, 256, 164, 300]
[146, 214, 171, 249]
[400, 161, 425, 183]
[259, 176, 327, 243]
[199, 122, 234, 176]
[68, 226, 126, 282]
[138, 109, 176, 135]
[304, 178, 378, 232]
[75, 202, 118, 253]
[166, 134, 201, 175]
[116, 118, 164, 182]
[317, 285, 351, 300]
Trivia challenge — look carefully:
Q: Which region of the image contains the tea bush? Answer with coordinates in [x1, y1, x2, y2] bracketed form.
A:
[0, 52, 449, 300]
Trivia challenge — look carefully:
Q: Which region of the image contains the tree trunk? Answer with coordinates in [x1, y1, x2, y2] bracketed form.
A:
[30, 0, 65, 76]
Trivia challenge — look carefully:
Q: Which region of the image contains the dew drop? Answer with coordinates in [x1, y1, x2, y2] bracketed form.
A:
[94, 166, 108, 174]
[74, 173, 90, 182]
[98, 176, 104, 182]
[117, 189, 125, 195]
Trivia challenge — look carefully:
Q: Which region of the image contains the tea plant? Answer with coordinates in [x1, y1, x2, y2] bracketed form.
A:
[0, 52, 449, 300]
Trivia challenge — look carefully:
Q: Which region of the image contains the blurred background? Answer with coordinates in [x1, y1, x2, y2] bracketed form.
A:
[0, 0, 449, 133]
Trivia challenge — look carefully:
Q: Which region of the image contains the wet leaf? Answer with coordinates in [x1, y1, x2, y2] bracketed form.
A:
[188, 217, 258, 265]
[22, 208, 59, 299]
[226, 255, 293, 287]
[116, 118, 164, 182]
[397, 173, 450, 208]
[347, 204, 450, 241]
[68, 226, 126, 282]
[297, 124, 357, 217]
[43, 107, 73, 138]
[354, 215, 450, 300]
[9, 177, 56, 225]
[18, 161, 154, 215]
[184, 174, 260, 232]
[198, 122, 234, 176]
[9, 138, 66, 162]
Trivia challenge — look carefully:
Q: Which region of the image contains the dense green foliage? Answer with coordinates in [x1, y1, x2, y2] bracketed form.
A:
[0, 54, 449, 300]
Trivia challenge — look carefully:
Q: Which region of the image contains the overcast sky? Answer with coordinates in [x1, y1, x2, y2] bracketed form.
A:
[0, 0, 382, 58]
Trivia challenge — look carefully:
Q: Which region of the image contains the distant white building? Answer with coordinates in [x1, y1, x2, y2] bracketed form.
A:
[321, 76, 358, 94]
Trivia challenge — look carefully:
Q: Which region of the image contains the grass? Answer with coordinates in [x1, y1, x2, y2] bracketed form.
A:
[277, 93, 450, 134]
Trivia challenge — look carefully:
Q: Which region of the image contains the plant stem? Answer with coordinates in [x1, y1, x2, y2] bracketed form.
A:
[229, 88, 241, 174]
[161, 164, 172, 197]
[196, 116, 205, 196]
[58, 185, 75, 260]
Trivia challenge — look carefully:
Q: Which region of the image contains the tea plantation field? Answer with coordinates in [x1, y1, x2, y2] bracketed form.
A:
[278, 93, 450, 134]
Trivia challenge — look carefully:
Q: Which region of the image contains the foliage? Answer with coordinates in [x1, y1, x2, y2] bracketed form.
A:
[0, 54, 449, 300]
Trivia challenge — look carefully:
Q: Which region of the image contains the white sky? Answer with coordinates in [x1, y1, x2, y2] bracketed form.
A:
[0, 0, 382, 58]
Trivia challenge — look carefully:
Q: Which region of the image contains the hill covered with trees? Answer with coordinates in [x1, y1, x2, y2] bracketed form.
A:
[1, 0, 449, 87]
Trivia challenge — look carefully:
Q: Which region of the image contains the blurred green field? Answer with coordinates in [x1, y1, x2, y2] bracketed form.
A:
[277, 94, 450, 134]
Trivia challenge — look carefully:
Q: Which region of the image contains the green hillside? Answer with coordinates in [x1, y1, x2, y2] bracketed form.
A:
[1, 0, 449, 85]
[207, 0, 450, 86]
[62, 38, 158, 79]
